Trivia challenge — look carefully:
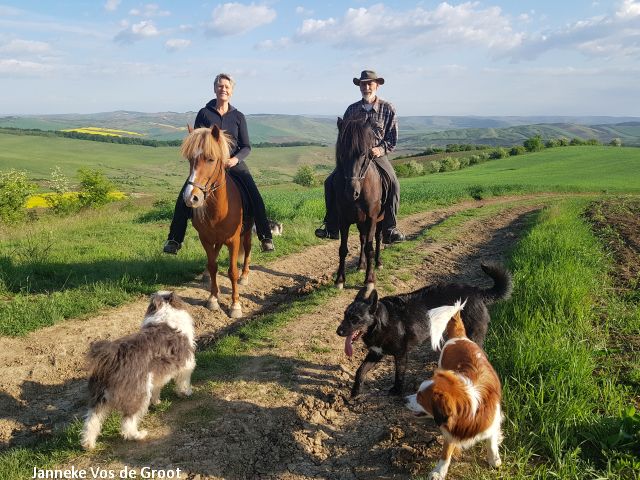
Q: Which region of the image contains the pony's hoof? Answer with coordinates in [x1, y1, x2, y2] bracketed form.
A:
[229, 305, 242, 319]
[376, 264, 383, 270]
[206, 298, 220, 311]
[365, 282, 375, 296]
[238, 276, 249, 286]
[335, 282, 344, 290]
[358, 268, 365, 273]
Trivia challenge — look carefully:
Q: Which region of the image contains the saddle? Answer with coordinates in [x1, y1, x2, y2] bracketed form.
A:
[227, 171, 254, 233]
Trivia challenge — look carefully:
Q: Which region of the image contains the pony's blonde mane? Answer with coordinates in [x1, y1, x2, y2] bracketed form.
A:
[181, 127, 232, 163]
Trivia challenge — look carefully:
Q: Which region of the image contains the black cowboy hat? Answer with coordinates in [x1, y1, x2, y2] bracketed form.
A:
[353, 70, 385, 86]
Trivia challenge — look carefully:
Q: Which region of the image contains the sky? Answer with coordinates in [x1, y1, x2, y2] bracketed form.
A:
[0, 0, 639, 116]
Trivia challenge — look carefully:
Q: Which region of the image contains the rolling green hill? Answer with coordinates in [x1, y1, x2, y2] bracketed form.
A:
[2, 112, 639, 147]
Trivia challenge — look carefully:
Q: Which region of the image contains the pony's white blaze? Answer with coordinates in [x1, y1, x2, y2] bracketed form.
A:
[183, 168, 197, 201]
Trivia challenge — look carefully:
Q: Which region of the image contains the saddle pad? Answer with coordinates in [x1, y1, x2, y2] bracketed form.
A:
[227, 172, 254, 233]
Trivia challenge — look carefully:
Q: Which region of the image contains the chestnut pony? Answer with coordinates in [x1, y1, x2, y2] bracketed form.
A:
[181, 125, 252, 318]
[332, 117, 384, 294]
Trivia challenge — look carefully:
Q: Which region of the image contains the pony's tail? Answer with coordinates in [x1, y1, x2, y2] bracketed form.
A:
[428, 299, 466, 351]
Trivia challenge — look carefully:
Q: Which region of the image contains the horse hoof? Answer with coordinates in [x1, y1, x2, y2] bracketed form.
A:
[238, 276, 249, 286]
[335, 282, 344, 290]
[376, 264, 383, 270]
[229, 305, 242, 319]
[206, 298, 219, 311]
[358, 268, 365, 273]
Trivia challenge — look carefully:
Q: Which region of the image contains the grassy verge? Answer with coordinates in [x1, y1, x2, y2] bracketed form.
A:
[467, 198, 639, 479]
[0, 197, 543, 478]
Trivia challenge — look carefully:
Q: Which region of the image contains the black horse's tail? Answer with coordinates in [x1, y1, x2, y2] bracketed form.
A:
[480, 263, 513, 305]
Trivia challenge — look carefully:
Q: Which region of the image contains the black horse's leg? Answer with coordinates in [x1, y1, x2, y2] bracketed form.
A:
[363, 218, 376, 295]
[375, 220, 383, 269]
[335, 222, 350, 289]
[357, 225, 366, 271]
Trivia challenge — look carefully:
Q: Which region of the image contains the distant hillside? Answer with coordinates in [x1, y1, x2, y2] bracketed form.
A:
[0, 112, 638, 147]
[400, 122, 640, 149]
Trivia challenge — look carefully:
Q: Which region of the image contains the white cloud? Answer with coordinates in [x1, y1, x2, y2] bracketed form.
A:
[129, 4, 171, 17]
[294, 3, 523, 53]
[505, 0, 640, 60]
[255, 37, 291, 50]
[114, 20, 160, 44]
[0, 39, 51, 54]
[104, 0, 121, 12]
[165, 38, 191, 51]
[295, 6, 313, 16]
[206, 3, 276, 36]
[0, 58, 53, 76]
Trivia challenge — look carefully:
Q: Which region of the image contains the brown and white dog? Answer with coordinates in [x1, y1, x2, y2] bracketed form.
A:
[81, 291, 196, 450]
[405, 300, 502, 479]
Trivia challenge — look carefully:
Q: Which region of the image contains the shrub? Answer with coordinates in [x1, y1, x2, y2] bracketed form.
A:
[292, 165, 318, 187]
[489, 148, 508, 159]
[585, 138, 601, 146]
[468, 155, 481, 165]
[545, 139, 560, 148]
[425, 160, 442, 173]
[46, 167, 80, 216]
[609, 138, 623, 147]
[558, 137, 570, 146]
[510, 145, 527, 156]
[0, 169, 36, 224]
[523, 135, 544, 152]
[441, 156, 461, 172]
[394, 160, 424, 178]
[458, 157, 470, 169]
[77, 168, 115, 207]
[570, 137, 586, 146]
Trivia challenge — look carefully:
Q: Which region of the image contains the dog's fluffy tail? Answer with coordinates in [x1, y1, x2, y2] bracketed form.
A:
[429, 299, 466, 351]
[480, 263, 513, 305]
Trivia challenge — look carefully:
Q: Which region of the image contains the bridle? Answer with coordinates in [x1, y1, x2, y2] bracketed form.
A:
[187, 155, 225, 200]
[343, 152, 373, 181]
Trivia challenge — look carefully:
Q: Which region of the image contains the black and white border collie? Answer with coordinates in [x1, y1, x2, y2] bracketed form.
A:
[81, 291, 195, 450]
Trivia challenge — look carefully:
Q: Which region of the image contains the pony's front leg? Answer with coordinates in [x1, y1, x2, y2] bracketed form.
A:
[363, 220, 376, 296]
[227, 238, 242, 319]
[204, 243, 222, 311]
[335, 223, 350, 290]
[238, 229, 251, 286]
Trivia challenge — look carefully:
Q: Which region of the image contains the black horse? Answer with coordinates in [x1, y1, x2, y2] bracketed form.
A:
[332, 117, 384, 294]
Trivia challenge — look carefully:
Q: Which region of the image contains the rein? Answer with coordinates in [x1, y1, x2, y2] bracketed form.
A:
[343, 153, 373, 181]
[187, 155, 225, 200]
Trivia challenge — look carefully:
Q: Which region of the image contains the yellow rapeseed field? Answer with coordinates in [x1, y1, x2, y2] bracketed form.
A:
[26, 191, 127, 208]
[61, 127, 144, 137]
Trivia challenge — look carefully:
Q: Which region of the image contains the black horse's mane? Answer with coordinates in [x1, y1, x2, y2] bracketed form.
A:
[335, 118, 376, 169]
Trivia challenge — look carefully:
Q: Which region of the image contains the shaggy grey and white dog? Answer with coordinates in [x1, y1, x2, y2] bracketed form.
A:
[81, 291, 196, 450]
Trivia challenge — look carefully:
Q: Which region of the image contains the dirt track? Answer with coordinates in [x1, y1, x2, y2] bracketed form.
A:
[1, 195, 551, 478]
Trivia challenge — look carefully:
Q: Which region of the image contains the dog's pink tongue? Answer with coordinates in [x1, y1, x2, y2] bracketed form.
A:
[345, 333, 354, 357]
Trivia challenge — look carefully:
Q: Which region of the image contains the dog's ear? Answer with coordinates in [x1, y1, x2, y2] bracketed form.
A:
[431, 391, 454, 427]
[167, 291, 186, 310]
[368, 289, 378, 314]
[355, 287, 369, 302]
[146, 293, 164, 316]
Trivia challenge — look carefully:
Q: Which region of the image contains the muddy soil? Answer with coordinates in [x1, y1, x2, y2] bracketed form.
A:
[38, 199, 546, 480]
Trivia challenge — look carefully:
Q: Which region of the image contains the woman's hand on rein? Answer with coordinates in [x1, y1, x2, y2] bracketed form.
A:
[226, 157, 239, 168]
[371, 147, 384, 158]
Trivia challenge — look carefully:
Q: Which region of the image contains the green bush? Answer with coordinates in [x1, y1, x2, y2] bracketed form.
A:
[77, 168, 115, 208]
[570, 137, 586, 146]
[585, 138, 601, 146]
[0, 169, 36, 224]
[510, 145, 527, 156]
[394, 160, 424, 178]
[45, 167, 80, 216]
[292, 165, 318, 187]
[558, 137, 570, 146]
[545, 139, 560, 148]
[489, 147, 509, 159]
[524, 135, 544, 152]
[425, 160, 442, 173]
[441, 156, 460, 172]
[609, 138, 623, 147]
